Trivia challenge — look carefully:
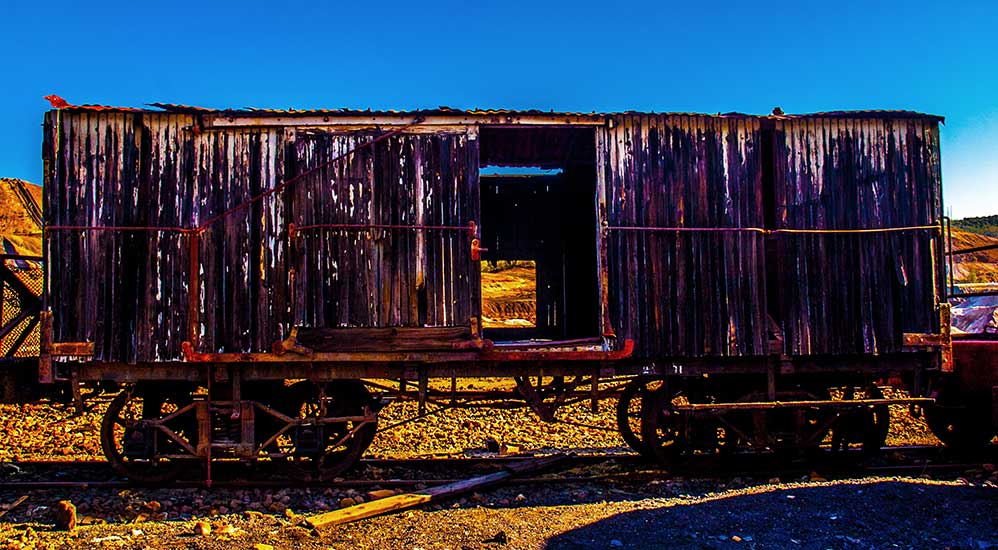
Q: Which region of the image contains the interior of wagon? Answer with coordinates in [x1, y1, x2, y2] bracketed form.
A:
[477, 126, 601, 344]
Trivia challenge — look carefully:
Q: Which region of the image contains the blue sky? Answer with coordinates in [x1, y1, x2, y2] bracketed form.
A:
[1, 0, 995, 218]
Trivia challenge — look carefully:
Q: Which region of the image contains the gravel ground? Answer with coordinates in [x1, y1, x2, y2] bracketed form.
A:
[2, 383, 995, 549]
[2, 477, 996, 549]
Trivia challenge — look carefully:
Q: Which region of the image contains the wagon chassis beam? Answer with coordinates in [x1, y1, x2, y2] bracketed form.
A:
[125, 399, 378, 461]
[673, 397, 935, 414]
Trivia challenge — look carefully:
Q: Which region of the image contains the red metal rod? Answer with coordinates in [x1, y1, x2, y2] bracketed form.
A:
[197, 119, 424, 232]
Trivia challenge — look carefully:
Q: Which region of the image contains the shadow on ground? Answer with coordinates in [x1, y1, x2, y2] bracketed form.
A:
[544, 480, 998, 550]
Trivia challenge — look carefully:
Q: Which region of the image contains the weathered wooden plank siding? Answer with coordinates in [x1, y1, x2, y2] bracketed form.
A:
[43, 107, 943, 364]
[603, 115, 767, 357]
[45, 111, 480, 363]
[772, 117, 943, 354]
[194, 127, 288, 354]
[290, 130, 479, 329]
[44, 111, 197, 362]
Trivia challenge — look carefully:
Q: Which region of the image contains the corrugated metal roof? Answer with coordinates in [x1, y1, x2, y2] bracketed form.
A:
[54, 103, 944, 122]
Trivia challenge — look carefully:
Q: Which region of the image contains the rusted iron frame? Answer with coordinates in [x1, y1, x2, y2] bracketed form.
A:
[478, 339, 635, 362]
[902, 304, 953, 372]
[204, 366, 213, 485]
[134, 399, 377, 460]
[362, 375, 634, 402]
[74, 351, 931, 384]
[179, 339, 634, 364]
[709, 404, 847, 450]
[248, 400, 378, 458]
[674, 397, 933, 413]
[181, 343, 481, 364]
[134, 401, 201, 457]
[946, 216, 955, 298]
[50, 341, 94, 357]
[492, 337, 604, 351]
[715, 415, 761, 449]
[38, 311, 52, 383]
[513, 375, 556, 421]
[801, 413, 849, 447]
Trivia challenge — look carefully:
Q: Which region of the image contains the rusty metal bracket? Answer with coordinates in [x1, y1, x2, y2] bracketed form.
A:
[513, 376, 555, 422]
[271, 327, 314, 356]
[675, 396, 934, 413]
[38, 311, 53, 384]
[902, 303, 953, 372]
[50, 341, 94, 357]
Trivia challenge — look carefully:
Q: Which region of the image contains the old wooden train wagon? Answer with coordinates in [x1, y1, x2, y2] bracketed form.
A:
[39, 105, 952, 480]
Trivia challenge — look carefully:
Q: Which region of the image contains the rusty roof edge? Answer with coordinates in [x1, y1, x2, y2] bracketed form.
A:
[44, 104, 944, 123]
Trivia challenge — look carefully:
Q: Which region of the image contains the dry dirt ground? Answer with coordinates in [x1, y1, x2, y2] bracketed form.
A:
[1, 386, 997, 549]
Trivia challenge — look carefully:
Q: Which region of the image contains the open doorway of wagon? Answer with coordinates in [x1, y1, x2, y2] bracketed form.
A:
[477, 126, 600, 343]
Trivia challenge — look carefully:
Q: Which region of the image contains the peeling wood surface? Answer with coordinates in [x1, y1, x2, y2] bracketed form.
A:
[44, 112, 480, 363]
[291, 130, 479, 331]
[772, 117, 943, 354]
[45, 112, 198, 362]
[42, 108, 944, 366]
[603, 115, 766, 357]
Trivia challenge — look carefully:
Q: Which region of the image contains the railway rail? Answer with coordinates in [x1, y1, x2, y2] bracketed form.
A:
[1, 445, 994, 492]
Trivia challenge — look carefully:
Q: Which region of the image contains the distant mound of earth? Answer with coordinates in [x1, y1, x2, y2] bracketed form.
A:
[948, 226, 998, 335]
[950, 227, 998, 283]
[0, 178, 42, 257]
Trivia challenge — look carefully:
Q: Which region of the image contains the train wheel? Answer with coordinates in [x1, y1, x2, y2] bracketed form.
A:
[100, 384, 197, 483]
[276, 380, 378, 481]
[639, 380, 691, 466]
[829, 385, 889, 456]
[615, 377, 661, 458]
[926, 381, 996, 450]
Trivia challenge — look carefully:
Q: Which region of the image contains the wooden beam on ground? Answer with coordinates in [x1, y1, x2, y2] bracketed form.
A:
[306, 453, 569, 532]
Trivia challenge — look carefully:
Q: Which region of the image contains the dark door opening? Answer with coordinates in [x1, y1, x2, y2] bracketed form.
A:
[478, 126, 600, 342]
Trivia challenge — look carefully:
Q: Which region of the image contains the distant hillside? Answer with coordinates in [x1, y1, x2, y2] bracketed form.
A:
[0, 178, 42, 257]
[950, 227, 998, 284]
[952, 214, 998, 238]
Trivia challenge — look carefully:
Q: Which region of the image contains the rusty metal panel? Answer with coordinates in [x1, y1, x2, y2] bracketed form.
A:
[603, 114, 767, 357]
[772, 117, 944, 354]
[290, 129, 480, 329]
